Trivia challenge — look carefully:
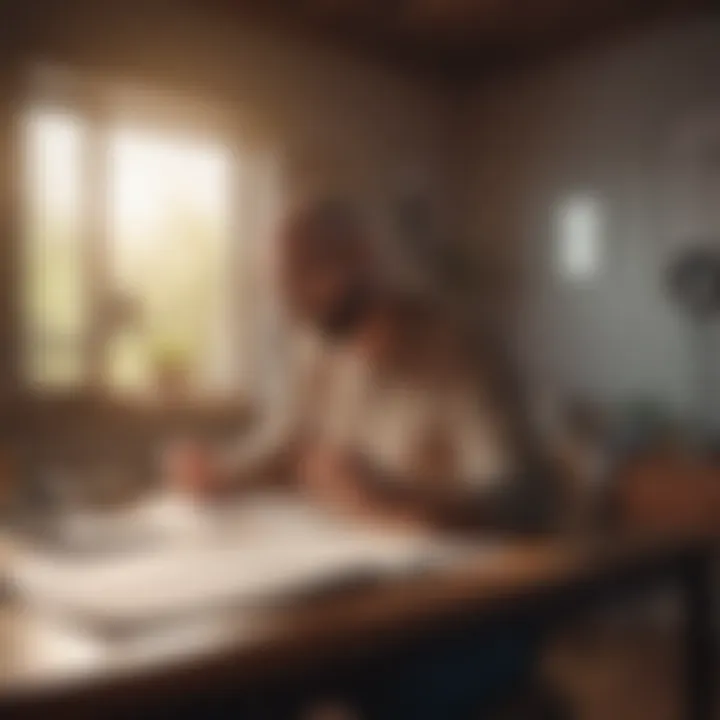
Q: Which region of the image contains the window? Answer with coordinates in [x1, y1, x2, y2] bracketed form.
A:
[24, 110, 88, 388]
[554, 194, 603, 282]
[107, 129, 231, 393]
[22, 85, 242, 399]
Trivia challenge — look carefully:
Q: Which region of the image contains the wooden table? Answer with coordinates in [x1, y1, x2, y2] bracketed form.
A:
[0, 534, 715, 719]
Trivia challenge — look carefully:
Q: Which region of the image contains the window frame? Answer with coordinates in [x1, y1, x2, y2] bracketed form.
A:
[17, 67, 253, 412]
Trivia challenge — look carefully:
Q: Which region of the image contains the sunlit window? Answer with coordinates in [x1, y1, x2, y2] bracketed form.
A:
[108, 130, 232, 393]
[24, 111, 88, 387]
[23, 106, 236, 398]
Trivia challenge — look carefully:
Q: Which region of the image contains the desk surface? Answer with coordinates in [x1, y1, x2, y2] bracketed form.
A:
[0, 532, 714, 716]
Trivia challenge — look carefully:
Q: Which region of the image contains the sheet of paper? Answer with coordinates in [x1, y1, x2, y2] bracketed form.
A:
[9, 494, 476, 630]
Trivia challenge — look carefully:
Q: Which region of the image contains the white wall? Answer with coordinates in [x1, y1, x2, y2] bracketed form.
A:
[464, 16, 720, 420]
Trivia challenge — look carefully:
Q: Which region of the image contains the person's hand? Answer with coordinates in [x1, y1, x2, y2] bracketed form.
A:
[162, 440, 225, 502]
[298, 445, 368, 512]
[299, 446, 429, 532]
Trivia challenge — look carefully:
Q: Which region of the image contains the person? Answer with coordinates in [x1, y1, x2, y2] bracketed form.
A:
[165, 198, 562, 718]
[167, 199, 557, 534]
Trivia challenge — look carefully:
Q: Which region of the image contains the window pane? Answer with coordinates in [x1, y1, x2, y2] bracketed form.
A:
[555, 194, 603, 282]
[107, 129, 232, 394]
[23, 110, 87, 388]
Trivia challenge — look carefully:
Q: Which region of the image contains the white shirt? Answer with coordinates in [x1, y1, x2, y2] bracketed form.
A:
[225, 327, 512, 490]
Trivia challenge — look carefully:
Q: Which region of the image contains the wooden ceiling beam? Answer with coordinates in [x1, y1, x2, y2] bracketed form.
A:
[193, 0, 717, 79]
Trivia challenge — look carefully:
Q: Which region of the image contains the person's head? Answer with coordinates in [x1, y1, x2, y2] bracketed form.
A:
[278, 198, 376, 336]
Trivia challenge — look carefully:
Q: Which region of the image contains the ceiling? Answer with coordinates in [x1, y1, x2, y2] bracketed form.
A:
[217, 0, 712, 75]
[0, 0, 710, 82]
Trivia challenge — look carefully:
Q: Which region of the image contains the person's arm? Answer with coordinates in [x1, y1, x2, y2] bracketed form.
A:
[216, 333, 322, 493]
[215, 409, 302, 492]
[302, 384, 558, 534]
[166, 332, 319, 499]
[309, 445, 560, 535]
[298, 442, 510, 532]
[359, 462, 503, 531]
[163, 414, 300, 501]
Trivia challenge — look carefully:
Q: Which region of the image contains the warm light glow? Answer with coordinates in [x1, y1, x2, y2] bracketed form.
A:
[26, 111, 83, 221]
[26, 114, 230, 249]
[110, 129, 229, 242]
[24, 108, 235, 392]
[107, 129, 233, 391]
